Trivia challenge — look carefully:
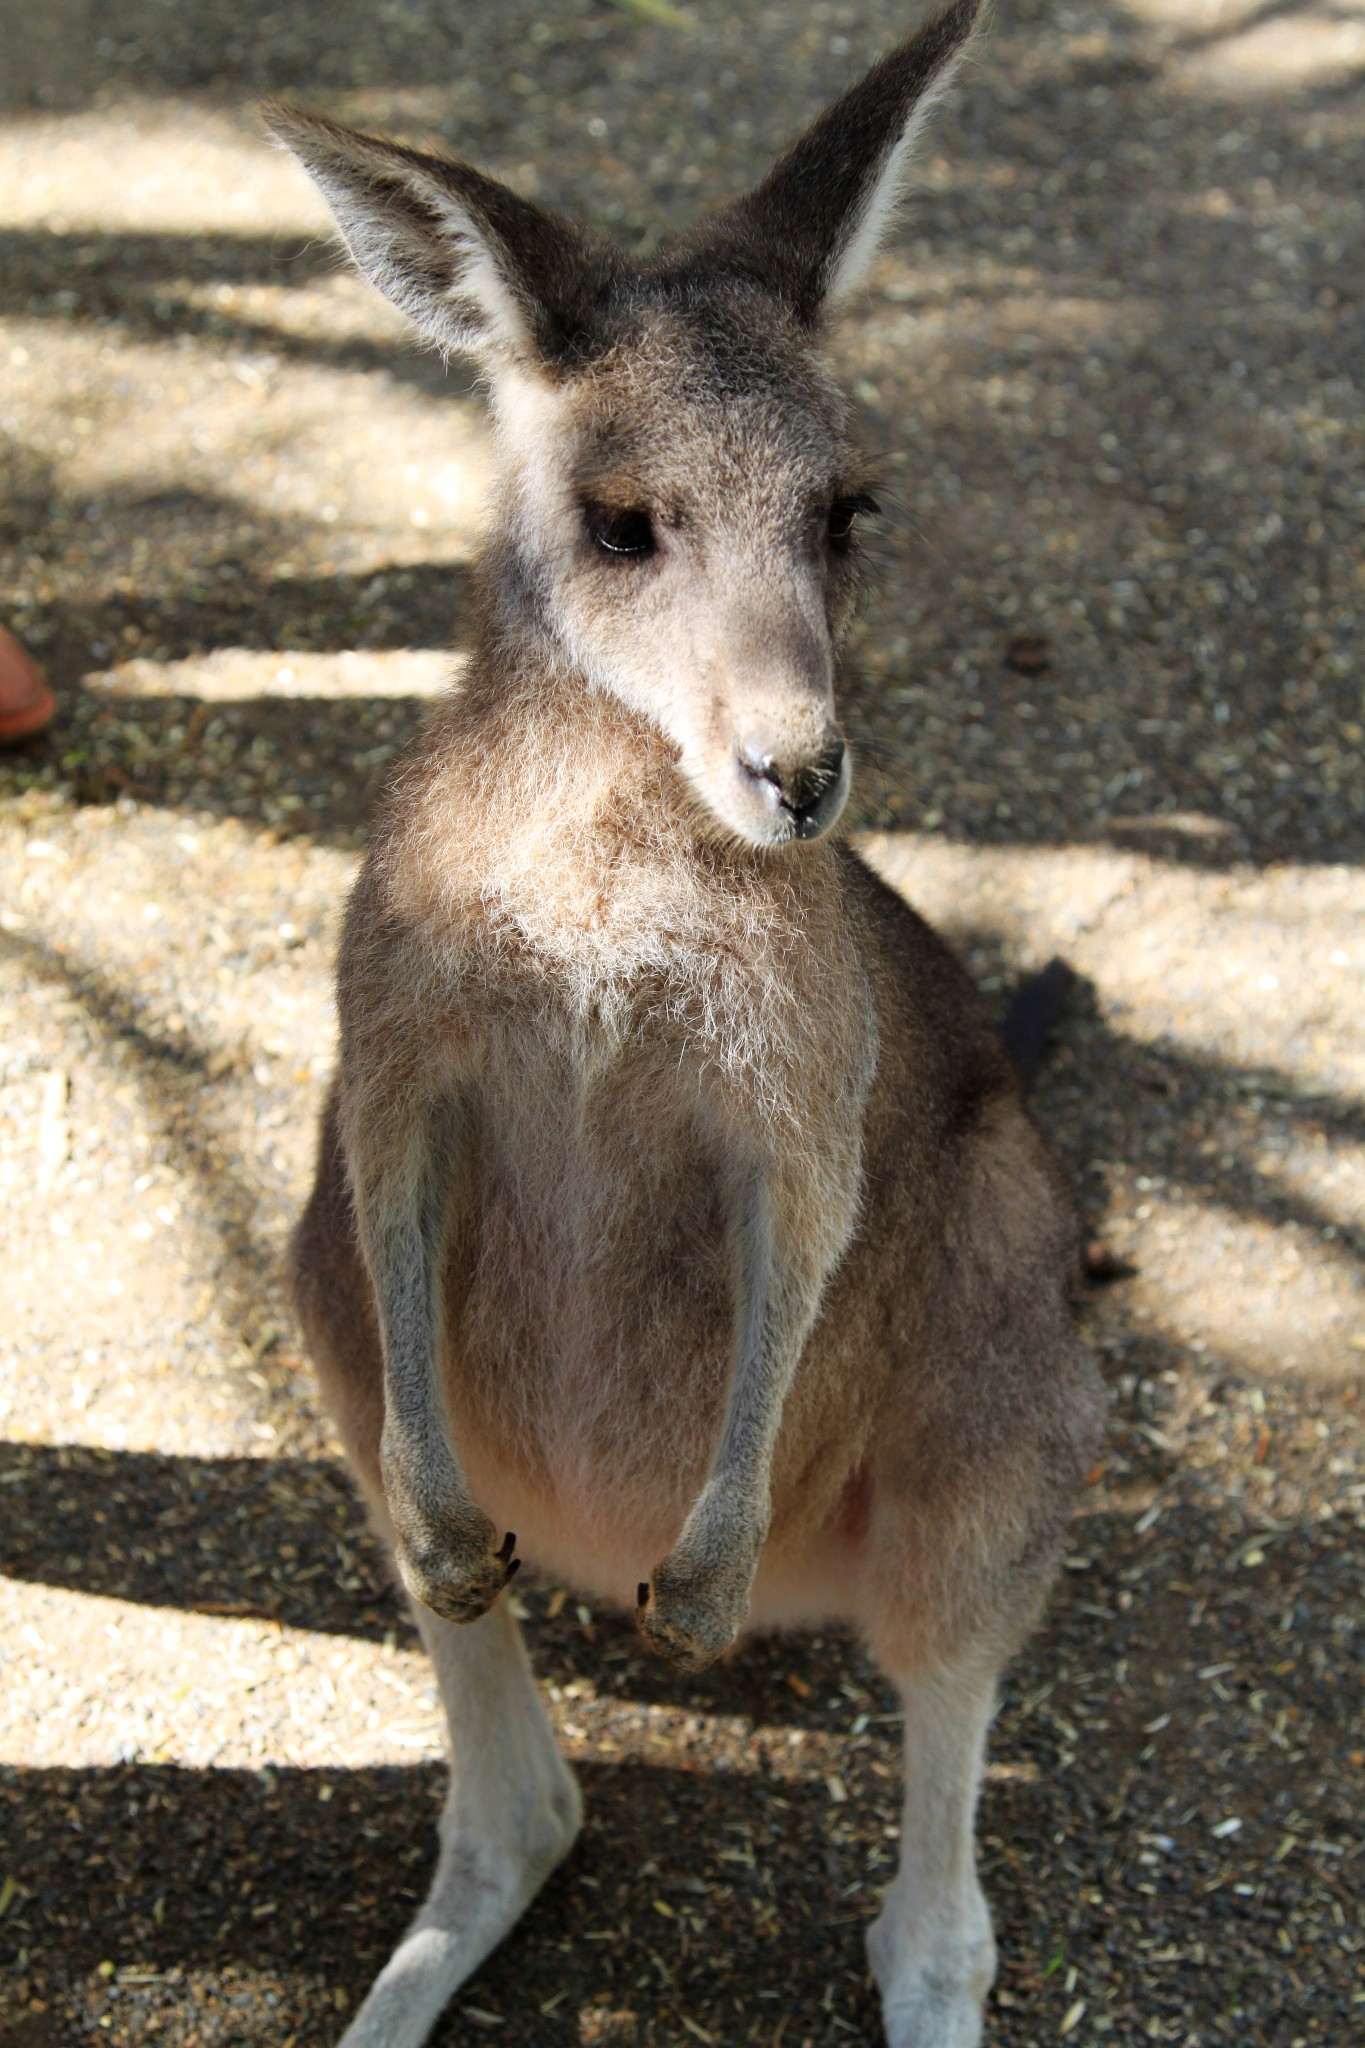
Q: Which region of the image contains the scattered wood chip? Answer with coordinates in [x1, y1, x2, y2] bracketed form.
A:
[1005, 629, 1052, 674]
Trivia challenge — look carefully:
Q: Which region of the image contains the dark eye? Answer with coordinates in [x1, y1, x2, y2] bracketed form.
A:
[584, 503, 656, 559]
[827, 492, 880, 551]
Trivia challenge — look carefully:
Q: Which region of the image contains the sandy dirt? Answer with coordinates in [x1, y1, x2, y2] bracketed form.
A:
[1, 2, 1362, 2044]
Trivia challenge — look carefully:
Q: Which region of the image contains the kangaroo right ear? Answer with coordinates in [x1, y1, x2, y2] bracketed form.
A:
[263, 105, 622, 372]
[693, 0, 982, 324]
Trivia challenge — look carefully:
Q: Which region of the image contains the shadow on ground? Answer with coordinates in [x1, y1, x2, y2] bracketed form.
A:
[2, 1493, 1360, 2044]
[3, 4, 1363, 2044]
[4, 1, 1363, 867]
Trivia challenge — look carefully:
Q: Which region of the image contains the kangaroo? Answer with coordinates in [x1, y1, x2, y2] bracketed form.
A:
[272, 5, 1103, 2043]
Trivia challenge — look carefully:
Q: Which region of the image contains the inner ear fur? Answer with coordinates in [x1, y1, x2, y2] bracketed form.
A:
[263, 102, 625, 370]
[661, 0, 982, 324]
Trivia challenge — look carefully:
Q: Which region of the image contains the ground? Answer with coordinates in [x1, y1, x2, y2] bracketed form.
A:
[0, 1, 1362, 2044]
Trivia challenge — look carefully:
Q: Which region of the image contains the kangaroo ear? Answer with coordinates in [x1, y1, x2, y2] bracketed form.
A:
[697, 0, 982, 323]
[262, 105, 622, 371]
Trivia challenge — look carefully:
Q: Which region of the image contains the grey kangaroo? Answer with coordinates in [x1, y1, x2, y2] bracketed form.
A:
[273, 4, 1102, 2042]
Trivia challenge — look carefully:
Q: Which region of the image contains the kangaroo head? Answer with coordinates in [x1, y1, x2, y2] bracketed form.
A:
[266, 0, 979, 849]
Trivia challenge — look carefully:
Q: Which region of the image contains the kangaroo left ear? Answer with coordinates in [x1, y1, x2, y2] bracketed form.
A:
[692, 0, 982, 324]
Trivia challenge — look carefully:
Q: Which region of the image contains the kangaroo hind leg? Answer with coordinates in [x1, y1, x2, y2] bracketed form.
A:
[865, 1646, 1001, 2048]
[338, 1599, 581, 2048]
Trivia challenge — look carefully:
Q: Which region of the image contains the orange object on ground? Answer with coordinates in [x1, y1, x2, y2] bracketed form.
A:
[0, 627, 56, 743]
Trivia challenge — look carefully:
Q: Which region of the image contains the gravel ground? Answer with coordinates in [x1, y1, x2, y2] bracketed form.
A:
[1, 2, 1362, 2044]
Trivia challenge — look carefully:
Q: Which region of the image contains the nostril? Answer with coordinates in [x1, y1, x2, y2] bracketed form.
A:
[737, 731, 783, 791]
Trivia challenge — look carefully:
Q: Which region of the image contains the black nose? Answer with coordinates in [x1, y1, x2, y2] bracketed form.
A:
[738, 733, 846, 838]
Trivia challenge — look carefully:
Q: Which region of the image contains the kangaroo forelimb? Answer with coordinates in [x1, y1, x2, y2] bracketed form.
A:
[638, 1170, 802, 1670]
[348, 1094, 520, 1625]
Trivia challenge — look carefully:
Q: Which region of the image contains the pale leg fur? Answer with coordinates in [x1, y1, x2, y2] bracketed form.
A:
[338, 1598, 581, 2048]
[867, 1652, 1000, 2048]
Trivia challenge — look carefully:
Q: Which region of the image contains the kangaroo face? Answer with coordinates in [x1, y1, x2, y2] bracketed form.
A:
[266, 0, 979, 849]
[495, 296, 872, 846]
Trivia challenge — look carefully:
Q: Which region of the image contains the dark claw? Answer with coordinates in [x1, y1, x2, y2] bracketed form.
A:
[496, 1530, 517, 1565]
[637, 1581, 650, 1610]
[505, 1555, 521, 1581]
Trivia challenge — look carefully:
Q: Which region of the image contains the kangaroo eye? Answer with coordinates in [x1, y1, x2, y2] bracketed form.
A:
[827, 493, 880, 550]
[584, 503, 656, 559]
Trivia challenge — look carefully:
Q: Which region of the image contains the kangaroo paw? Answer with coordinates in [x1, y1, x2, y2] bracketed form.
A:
[394, 1514, 520, 1625]
[636, 1548, 751, 1673]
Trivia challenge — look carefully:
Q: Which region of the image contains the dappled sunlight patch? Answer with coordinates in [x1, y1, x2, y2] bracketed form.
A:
[1122, 1193, 1364, 1383]
[3, 314, 491, 567]
[175, 269, 412, 356]
[1256, 1135, 1365, 1255]
[0, 99, 331, 234]
[859, 829, 1364, 1386]
[1120, 0, 1281, 28]
[1119, 0, 1365, 95]
[0, 802, 350, 1457]
[1171, 11, 1365, 96]
[858, 832, 1365, 1099]
[84, 646, 461, 703]
[858, 272, 1159, 371]
[0, 1576, 441, 1772]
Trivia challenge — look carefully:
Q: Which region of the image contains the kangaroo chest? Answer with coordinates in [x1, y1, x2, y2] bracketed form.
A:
[450, 960, 759, 1362]
[435, 861, 874, 1488]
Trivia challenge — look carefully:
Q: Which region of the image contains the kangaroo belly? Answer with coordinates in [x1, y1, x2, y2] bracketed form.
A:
[438, 1056, 734, 1595]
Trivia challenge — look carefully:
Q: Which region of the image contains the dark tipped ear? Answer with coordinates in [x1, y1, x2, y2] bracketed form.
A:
[262, 104, 623, 370]
[695, 0, 982, 323]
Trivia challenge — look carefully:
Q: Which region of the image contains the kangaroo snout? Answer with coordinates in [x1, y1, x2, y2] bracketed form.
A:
[737, 727, 848, 840]
[710, 608, 846, 845]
